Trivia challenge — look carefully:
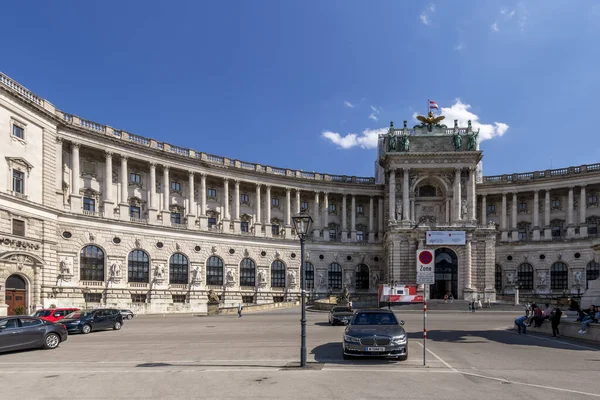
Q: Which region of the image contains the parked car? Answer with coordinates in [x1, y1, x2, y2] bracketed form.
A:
[342, 309, 408, 360]
[59, 309, 123, 334]
[32, 307, 80, 322]
[119, 309, 135, 320]
[328, 306, 354, 325]
[0, 316, 68, 353]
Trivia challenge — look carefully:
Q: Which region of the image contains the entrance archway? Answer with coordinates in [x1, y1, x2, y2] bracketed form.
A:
[429, 248, 458, 299]
[5, 274, 27, 315]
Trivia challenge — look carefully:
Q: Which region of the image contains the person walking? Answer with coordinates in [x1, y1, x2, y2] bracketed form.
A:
[515, 315, 528, 335]
[550, 307, 562, 337]
[237, 303, 243, 318]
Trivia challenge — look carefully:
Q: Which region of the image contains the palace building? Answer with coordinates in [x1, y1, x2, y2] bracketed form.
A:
[1, 72, 599, 315]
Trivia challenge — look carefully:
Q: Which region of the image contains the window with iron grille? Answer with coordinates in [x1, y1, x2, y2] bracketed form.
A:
[273, 296, 284, 303]
[80, 245, 105, 281]
[551, 262, 568, 290]
[131, 294, 147, 303]
[240, 258, 256, 286]
[172, 295, 186, 303]
[495, 265, 502, 291]
[206, 256, 224, 285]
[304, 262, 314, 290]
[128, 250, 150, 283]
[83, 197, 96, 212]
[355, 264, 369, 290]
[586, 261, 599, 289]
[169, 253, 189, 284]
[271, 260, 286, 288]
[13, 170, 24, 193]
[517, 263, 533, 290]
[84, 293, 102, 303]
[328, 263, 342, 289]
[12, 219, 25, 237]
[242, 295, 254, 304]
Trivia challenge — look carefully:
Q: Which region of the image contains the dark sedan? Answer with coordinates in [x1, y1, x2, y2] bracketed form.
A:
[342, 309, 408, 360]
[0, 316, 68, 353]
[59, 309, 123, 334]
[328, 306, 354, 325]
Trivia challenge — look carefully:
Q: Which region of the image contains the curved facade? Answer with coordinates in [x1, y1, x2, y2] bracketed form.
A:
[0, 72, 599, 315]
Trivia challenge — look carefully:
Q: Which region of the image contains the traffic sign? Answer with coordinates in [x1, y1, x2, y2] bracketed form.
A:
[416, 249, 435, 284]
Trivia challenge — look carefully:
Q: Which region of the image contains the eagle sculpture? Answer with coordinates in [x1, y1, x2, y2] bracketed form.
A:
[416, 111, 445, 126]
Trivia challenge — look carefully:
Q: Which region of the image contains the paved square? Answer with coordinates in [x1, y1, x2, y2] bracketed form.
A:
[1, 308, 599, 399]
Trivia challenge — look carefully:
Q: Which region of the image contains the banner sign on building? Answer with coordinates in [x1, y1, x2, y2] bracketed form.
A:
[426, 231, 466, 245]
[416, 249, 435, 285]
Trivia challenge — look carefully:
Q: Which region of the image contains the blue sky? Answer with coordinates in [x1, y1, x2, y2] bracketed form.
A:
[1, 1, 599, 178]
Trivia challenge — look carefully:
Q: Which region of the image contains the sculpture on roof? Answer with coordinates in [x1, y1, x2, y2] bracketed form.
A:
[453, 132, 463, 151]
[467, 131, 479, 151]
[416, 111, 446, 132]
[387, 124, 397, 152]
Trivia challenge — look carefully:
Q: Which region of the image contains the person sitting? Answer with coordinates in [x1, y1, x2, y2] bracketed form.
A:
[578, 306, 600, 335]
[530, 306, 545, 327]
[568, 298, 585, 321]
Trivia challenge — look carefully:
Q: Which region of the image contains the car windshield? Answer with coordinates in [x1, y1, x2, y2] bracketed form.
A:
[32, 310, 52, 317]
[332, 307, 352, 313]
[352, 312, 398, 325]
[65, 311, 93, 319]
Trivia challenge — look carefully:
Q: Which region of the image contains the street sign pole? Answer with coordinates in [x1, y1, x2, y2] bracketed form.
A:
[424, 284, 427, 367]
[416, 249, 434, 368]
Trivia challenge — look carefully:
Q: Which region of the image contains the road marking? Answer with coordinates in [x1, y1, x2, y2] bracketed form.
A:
[414, 341, 456, 371]
[505, 327, 600, 351]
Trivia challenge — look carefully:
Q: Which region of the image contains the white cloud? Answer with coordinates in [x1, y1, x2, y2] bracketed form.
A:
[494, 4, 527, 32]
[420, 13, 429, 25]
[420, 3, 435, 25]
[368, 105, 381, 121]
[322, 127, 388, 149]
[418, 99, 509, 141]
[429, 3, 436, 12]
[491, 22, 499, 32]
[454, 42, 465, 51]
[344, 100, 355, 108]
[368, 113, 379, 122]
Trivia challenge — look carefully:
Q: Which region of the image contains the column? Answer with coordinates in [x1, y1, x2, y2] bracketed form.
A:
[454, 168, 462, 221]
[501, 193, 508, 241]
[103, 151, 114, 218]
[295, 190, 301, 214]
[402, 168, 410, 222]
[368, 196, 375, 243]
[147, 162, 157, 222]
[323, 192, 329, 242]
[70, 143, 82, 212]
[481, 195, 487, 226]
[161, 165, 170, 225]
[199, 173, 208, 230]
[465, 237, 473, 292]
[342, 194, 348, 241]
[468, 168, 476, 221]
[118, 156, 129, 221]
[377, 197, 384, 240]
[55, 137, 63, 191]
[254, 184, 262, 235]
[533, 190, 540, 240]
[284, 187, 292, 238]
[312, 191, 320, 238]
[544, 189, 551, 239]
[186, 172, 196, 229]
[265, 185, 272, 237]
[445, 199, 451, 223]
[580, 186, 588, 237]
[567, 187, 575, 238]
[511, 193, 518, 241]
[410, 200, 415, 222]
[389, 170, 396, 222]
[232, 180, 240, 233]
[350, 195, 357, 240]
[222, 179, 231, 232]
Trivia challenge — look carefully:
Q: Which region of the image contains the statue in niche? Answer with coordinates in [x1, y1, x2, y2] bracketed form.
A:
[461, 200, 468, 219]
[258, 269, 267, 285]
[59, 258, 72, 275]
[399, 132, 410, 152]
[395, 199, 403, 220]
[507, 272, 516, 286]
[452, 132, 463, 151]
[318, 272, 325, 287]
[226, 269, 236, 284]
[372, 272, 380, 288]
[154, 264, 166, 280]
[574, 271, 583, 286]
[387, 128, 397, 152]
[109, 260, 122, 278]
[191, 265, 201, 282]
[467, 131, 479, 151]
[287, 270, 297, 287]
[538, 271, 548, 286]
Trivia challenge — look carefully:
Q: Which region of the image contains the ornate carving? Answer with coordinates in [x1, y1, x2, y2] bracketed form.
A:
[538, 271, 548, 287]
[287, 270, 297, 287]
[175, 242, 181, 252]
[258, 269, 267, 286]
[153, 264, 166, 282]
[0, 237, 40, 251]
[243, 248, 250, 257]
[453, 133, 463, 151]
[467, 131, 479, 151]
[211, 245, 218, 254]
[88, 232, 95, 242]
[191, 265, 202, 284]
[207, 289, 220, 303]
[109, 259, 123, 280]
[416, 111, 446, 132]
[226, 268, 236, 285]
[387, 128, 397, 152]
[274, 250, 281, 260]
[573, 271, 583, 286]
[135, 238, 142, 249]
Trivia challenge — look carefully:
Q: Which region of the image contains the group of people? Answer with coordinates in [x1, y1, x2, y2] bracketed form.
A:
[567, 298, 600, 335]
[515, 303, 562, 337]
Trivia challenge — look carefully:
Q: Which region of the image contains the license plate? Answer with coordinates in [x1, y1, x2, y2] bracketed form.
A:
[366, 347, 385, 352]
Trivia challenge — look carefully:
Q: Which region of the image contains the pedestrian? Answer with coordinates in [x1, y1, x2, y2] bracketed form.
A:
[237, 303, 243, 318]
[387, 300, 391, 310]
[550, 307, 562, 337]
[515, 315, 528, 334]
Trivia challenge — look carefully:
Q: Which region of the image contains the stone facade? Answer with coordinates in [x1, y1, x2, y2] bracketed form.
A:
[1, 73, 599, 315]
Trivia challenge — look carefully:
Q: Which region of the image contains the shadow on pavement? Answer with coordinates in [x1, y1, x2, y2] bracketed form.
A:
[406, 329, 600, 351]
[311, 342, 403, 365]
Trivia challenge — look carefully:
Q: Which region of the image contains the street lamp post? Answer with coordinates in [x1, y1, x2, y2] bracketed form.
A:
[292, 211, 313, 368]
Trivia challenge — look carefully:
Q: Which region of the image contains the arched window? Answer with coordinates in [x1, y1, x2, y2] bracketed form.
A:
[128, 250, 150, 283]
[495, 264, 503, 291]
[169, 253, 189, 284]
[587, 261, 600, 289]
[418, 185, 437, 197]
[304, 262, 314, 290]
[355, 264, 370, 290]
[80, 245, 105, 281]
[240, 258, 256, 287]
[271, 260, 286, 288]
[206, 256, 224, 286]
[328, 263, 342, 289]
[6, 275, 26, 290]
[517, 263, 533, 290]
[551, 262, 568, 290]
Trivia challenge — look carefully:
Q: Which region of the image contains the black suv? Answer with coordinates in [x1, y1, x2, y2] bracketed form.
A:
[59, 309, 123, 334]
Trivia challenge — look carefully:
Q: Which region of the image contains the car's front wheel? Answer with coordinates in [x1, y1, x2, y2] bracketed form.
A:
[81, 324, 92, 334]
[113, 321, 122, 330]
[127, 314, 133, 320]
[43, 333, 60, 349]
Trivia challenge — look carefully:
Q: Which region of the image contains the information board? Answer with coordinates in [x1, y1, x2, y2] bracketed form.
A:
[426, 231, 466, 245]
[416, 249, 435, 284]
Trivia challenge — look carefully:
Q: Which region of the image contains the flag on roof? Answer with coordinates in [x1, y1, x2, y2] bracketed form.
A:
[429, 100, 439, 110]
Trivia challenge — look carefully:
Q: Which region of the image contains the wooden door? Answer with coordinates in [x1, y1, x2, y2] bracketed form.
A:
[5, 290, 26, 315]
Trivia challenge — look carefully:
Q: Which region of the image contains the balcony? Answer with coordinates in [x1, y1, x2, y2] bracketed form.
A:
[7, 190, 28, 200]
[171, 222, 187, 230]
[130, 217, 148, 224]
[82, 210, 100, 217]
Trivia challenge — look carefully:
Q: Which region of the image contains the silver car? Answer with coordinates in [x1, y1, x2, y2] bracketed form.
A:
[342, 309, 408, 360]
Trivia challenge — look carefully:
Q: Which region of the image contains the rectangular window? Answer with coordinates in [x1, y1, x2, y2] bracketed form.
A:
[329, 229, 337, 240]
[241, 221, 249, 232]
[208, 217, 217, 227]
[551, 199, 561, 209]
[240, 193, 249, 204]
[356, 205, 364, 215]
[487, 204, 496, 215]
[207, 188, 217, 198]
[172, 295, 186, 303]
[12, 219, 25, 237]
[518, 229, 527, 241]
[272, 198, 279, 207]
[328, 204, 336, 214]
[518, 202, 527, 212]
[273, 296, 285, 303]
[551, 226, 562, 237]
[588, 194, 598, 206]
[271, 225, 280, 236]
[131, 294, 147, 303]
[12, 170, 24, 194]
[12, 125, 24, 139]
[171, 181, 181, 192]
[589, 222, 598, 235]
[83, 293, 102, 303]
[171, 213, 181, 224]
[83, 197, 96, 212]
[356, 231, 364, 241]
[242, 295, 254, 304]
[129, 173, 141, 184]
[129, 206, 141, 218]
[301, 201, 309, 211]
